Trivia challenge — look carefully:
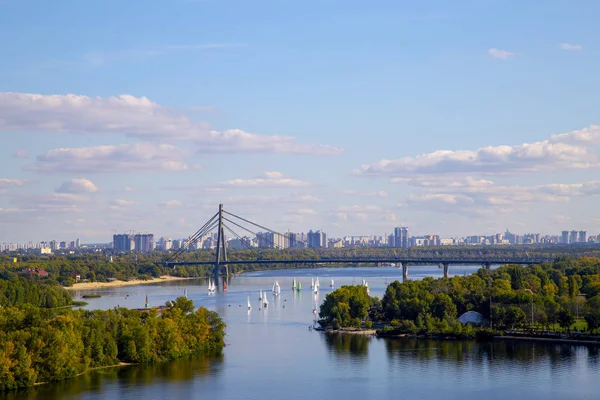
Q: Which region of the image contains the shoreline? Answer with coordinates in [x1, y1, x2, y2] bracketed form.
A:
[64, 276, 195, 290]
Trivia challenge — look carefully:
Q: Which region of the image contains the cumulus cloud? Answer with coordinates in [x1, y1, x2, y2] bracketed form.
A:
[221, 171, 309, 187]
[0, 92, 342, 155]
[559, 43, 583, 51]
[396, 176, 600, 218]
[355, 125, 600, 177]
[488, 48, 516, 59]
[56, 178, 100, 194]
[30, 143, 191, 174]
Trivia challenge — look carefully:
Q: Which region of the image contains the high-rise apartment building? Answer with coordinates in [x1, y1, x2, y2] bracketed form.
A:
[561, 231, 570, 244]
[570, 230, 578, 244]
[579, 231, 587, 243]
[307, 230, 327, 248]
[392, 227, 409, 248]
[113, 233, 154, 253]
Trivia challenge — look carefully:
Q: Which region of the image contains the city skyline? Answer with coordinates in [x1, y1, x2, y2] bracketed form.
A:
[2, 1, 600, 242]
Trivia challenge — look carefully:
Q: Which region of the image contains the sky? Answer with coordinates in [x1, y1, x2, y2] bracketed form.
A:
[1, 0, 600, 243]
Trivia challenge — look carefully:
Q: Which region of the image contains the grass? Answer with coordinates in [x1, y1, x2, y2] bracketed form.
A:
[72, 300, 88, 307]
[82, 294, 102, 299]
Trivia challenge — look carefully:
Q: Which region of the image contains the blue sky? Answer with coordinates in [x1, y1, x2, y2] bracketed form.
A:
[1, 0, 599, 243]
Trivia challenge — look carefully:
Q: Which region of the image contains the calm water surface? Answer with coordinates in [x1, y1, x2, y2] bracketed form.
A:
[5, 266, 598, 400]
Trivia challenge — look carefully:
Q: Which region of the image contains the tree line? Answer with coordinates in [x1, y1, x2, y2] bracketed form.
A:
[0, 297, 225, 392]
[319, 256, 600, 337]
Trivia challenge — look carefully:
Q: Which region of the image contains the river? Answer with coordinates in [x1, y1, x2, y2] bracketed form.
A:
[4, 266, 598, 400]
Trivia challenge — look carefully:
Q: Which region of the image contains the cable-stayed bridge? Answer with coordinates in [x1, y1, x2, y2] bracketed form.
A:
[164, 205, 556, 281]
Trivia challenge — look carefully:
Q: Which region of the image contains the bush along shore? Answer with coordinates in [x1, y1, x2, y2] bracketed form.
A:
[0, 297, 225, 392]
[317, 257, 600, 345]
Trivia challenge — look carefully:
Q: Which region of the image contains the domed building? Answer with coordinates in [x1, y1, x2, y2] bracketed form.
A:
[457, 311, 486, 326]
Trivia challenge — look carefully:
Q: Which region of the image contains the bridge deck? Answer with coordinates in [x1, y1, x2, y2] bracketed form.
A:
[165, 258, 552, 266]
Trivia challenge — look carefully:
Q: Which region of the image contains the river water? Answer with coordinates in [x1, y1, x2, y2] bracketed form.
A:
[5, 266, 598, 400]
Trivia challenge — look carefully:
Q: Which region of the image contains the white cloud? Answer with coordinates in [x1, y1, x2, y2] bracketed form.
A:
[109, 199, 136, 210]
[559, 43, 583, 51]
[488, 48, 516, 59]
[221, 171, 309, 187]
[296, 208, 317, 215]
[0, 92, 342, 155]
[342, 189, 388, 198]
[159, 199, 182, 208]
[30, 143, 191, 174]
[0, 178, 29, 188]
[355, 125, 600, 177]
[56, 178, 100, 194]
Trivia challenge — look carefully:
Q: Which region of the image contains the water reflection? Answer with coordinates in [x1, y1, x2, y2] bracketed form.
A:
[5, 354, 223, 400]
[324, 333, 370, 358]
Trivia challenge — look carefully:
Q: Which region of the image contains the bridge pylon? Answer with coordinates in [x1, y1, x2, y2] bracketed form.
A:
[214, 204, 228, 279]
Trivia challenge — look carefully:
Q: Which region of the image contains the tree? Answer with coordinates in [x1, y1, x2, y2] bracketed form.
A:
[558, 310, 575, 332]
[506, 306, 527, 328]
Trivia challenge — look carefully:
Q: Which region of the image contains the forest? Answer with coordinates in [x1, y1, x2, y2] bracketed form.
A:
[0, 297, 225, 391]
[319, 256, 600, 338]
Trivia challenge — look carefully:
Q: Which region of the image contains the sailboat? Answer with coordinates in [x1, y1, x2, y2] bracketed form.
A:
[364, 281, 370, 294]
[184, 288, 188, 299]
[263, 293, 269, 308]
[330, 279, 334, 288]
[297, 281, 302, 292]
[292, 278, 296, 290]
[311, 277, 314, 288]
[259, 289, 263, 301]
[315, 277, 320, 289]
[247, 296, 252, 311]
[275, 281, 281, 296]
[314, 280, 319, 294]
[208, 279, 213, 294]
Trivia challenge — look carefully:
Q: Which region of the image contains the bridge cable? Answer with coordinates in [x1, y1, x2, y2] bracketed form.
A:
[222, 217, 287, 250]
[223, 210, 294, 243]
[167, 212, 219, 262]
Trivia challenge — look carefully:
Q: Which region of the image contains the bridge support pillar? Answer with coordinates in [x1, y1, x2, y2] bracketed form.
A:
[483, 262, 492, 271]
[442, 263, 450, 279]
[402, 264, 409, 282]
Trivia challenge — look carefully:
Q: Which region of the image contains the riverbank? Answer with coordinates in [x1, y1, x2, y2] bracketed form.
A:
[64, 276, 193, 290]
[326, 328, 377, 336]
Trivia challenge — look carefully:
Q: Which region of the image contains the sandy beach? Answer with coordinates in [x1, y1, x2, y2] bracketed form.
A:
[64, 275, 193, 290]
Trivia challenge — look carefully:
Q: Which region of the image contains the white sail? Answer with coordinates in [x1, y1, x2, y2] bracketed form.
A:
[272, 282, 276, 294]
[276, 281, 281, 294]
[311, 277, 314, 288]
[259, 289, 262, 301]
[248, 296, 252, 310]
[316, 277, 320, 288]
[208, 279, 211, 293]
[264, 295, 269, 307]
[292, 278, 296, 289]
[314, 283, 318, 294]
[330, 279, 334, 288]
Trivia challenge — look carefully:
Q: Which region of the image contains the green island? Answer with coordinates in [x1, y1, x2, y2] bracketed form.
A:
[319, 257, 600, 342]
[0, 280, 225, 392]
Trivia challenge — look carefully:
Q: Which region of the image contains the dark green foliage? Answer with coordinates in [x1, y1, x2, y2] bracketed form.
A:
[319, 285, 370, 328]
[0, 277, 71, 308]
[0, 298, 225, 392]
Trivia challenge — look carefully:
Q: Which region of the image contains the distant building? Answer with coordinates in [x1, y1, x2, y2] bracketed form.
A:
[570, 230, 578, 244]
[307, 230, 327, 248]
[579, 231, 587, 243]
[113, 233, 154, 253]
[561, 231, 570, 244]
